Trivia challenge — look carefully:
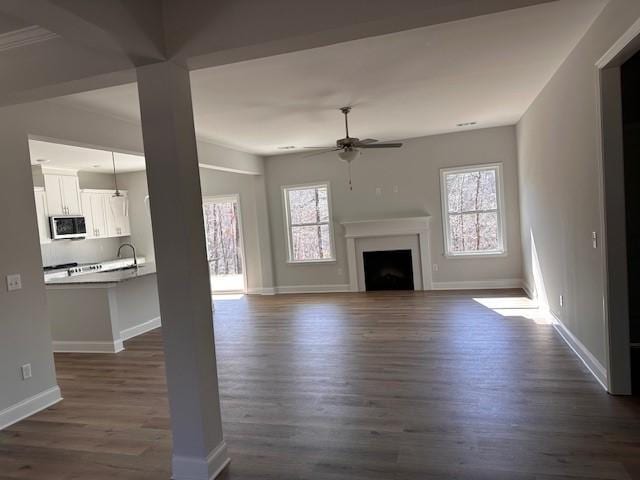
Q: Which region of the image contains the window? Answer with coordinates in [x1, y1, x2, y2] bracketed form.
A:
[283, 183, 335, 262]
[440, 163, 506, 257]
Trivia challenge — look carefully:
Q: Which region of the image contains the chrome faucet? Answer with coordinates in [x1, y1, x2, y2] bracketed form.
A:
[117, 243, 137, 270]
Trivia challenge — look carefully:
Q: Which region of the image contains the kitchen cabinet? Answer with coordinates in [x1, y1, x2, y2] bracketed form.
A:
[81, 191, 109, 239]
[81, 190, 130, 239]
[34, 188, 51, 244]
[44, 174, 81, 215]
[106, 194, 131, 237]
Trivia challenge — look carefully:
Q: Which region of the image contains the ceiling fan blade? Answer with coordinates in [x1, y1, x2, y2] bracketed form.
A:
[357, 138, 379, 145]
[303, 148, 341, 158]
[360, 142, 403, 149]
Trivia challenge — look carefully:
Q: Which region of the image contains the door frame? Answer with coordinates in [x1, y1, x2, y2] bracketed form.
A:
[595, 18, 640, 394]
[202, 193, 248, 294]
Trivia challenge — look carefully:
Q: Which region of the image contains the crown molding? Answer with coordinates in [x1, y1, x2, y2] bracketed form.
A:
[0, 25, 59, 53]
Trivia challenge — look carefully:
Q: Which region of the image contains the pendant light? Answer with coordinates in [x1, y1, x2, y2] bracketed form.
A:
[111, 152, 122, 197]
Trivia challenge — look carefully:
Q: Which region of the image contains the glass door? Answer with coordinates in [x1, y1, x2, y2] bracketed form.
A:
[202, 196, 246, 293]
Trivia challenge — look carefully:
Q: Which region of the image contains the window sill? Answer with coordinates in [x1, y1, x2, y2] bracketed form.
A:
[286, 259, 337, 265]
[444, 251, 507, 259]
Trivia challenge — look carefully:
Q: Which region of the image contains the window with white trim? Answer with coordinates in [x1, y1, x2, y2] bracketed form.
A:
[440, 163, 506, 256]
[283, 183, 335, 262]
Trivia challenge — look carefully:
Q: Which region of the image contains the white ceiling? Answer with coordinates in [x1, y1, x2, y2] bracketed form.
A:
[29, 139, 145, 173]
[56, 0, 605, 156]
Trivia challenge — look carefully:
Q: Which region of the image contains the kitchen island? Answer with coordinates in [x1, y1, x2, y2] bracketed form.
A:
[46, 263, 160, 353]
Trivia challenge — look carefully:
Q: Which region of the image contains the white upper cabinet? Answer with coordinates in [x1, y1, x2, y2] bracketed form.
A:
[61, 175, 82, 214]
[106, 194, 131, 237]
[44, 173, 81, 215]
[81, 192, 109, 239]
[81, 190, 130, 239]
[91, 194, 109, 238]
[34, 188, 50, 244]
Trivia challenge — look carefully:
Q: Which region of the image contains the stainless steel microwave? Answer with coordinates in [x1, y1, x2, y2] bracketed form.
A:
[49, 216, 87, 240]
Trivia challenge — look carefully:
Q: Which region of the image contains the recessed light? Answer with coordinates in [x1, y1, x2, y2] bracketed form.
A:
[278, 146, 296, 150]
[457, 122, 478, 127]
[35, 158, 49, 164]
[92, 164, 101, 168]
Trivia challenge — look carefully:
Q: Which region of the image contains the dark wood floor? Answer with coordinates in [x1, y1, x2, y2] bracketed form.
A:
[1, 290, 640, 479]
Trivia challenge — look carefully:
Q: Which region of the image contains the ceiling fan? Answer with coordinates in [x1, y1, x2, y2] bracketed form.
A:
[301, 106, 403, 190]
[304, 106, 403, 163]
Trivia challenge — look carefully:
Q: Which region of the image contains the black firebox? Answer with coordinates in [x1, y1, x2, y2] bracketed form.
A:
[363, 249, 414, 291]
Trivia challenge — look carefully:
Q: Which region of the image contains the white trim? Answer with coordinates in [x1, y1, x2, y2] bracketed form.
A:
[551, 313, 608, 391]
[199, 162, 261, 176]
[521, 280, 536, 300]
[0, 386, 62, 431]
[0, 26, 58, 53]
[439, 162, 507, 257]
[275, 284, 351, 294]
[282, 181, 336, 263]
[594, 21, 639, 395]
[172, 441, 230, 480]
[596, 17, 640, 68]
[431, 278, 523, 290]
[52, 340, 124, 353]
[246, 287, 276, 295]
[341, 216, 433, 291]
[120, 317, 161, 341]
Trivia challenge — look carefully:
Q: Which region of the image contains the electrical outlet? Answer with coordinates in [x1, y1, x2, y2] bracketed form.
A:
[6, 274, 22, 292]
[375, 187, 382, 196]
[559, 295, 564, 308]
[393, 185, 399, 193]
[21, 364, 32, 380]
[337, 267, 343, 275]
[432, 264, 439, 272]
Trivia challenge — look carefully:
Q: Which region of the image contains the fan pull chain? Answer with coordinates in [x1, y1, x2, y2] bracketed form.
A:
[348, 162, 353, 191]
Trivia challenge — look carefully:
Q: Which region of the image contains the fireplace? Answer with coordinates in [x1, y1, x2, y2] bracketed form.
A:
[341, 217, 432, 291]
[363, 249, 414, 291]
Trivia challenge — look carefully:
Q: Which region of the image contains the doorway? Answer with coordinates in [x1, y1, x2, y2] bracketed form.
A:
[202, 195, 247, 293]
[597, 18, 640, 395]
[621, 50, 640, 393]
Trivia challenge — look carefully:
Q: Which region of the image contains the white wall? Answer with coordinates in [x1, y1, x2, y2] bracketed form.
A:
[117, 171, 155, 262]
[517, 0, 640, 367]
[118, 168, 273, 292]
[264, 126, 522, 289]
[0, 108, 60, 424]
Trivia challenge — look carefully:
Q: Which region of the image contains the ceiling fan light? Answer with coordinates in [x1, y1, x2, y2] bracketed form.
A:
[338, 148, 360, 163]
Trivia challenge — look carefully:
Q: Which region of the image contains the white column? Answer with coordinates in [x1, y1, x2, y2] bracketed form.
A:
[136, 62, 230, 480]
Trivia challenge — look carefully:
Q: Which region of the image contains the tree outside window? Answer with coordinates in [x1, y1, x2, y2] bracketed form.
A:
[283, 183, 334, 262]
[441, 164, 505, 256]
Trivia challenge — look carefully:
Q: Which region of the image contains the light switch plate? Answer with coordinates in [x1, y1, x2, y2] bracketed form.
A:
[21, 364, 32, 380]
[6, 274, 22, 291]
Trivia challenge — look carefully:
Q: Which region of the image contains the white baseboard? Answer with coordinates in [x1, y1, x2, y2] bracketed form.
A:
[52, 340, 124, 353]
[431, 278, 524, 291]
[0, 386, 62, 430]
[521, 280, 535, 299]
[173, 441, 230, 480]
[246, 287, 276, 295]
[275, 284, 351, 294]
[120, 317, 161, 341]
[551, 313, 608, 391]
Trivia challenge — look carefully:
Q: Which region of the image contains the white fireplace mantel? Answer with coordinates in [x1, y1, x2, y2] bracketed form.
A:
[341, 216, 432, 292]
